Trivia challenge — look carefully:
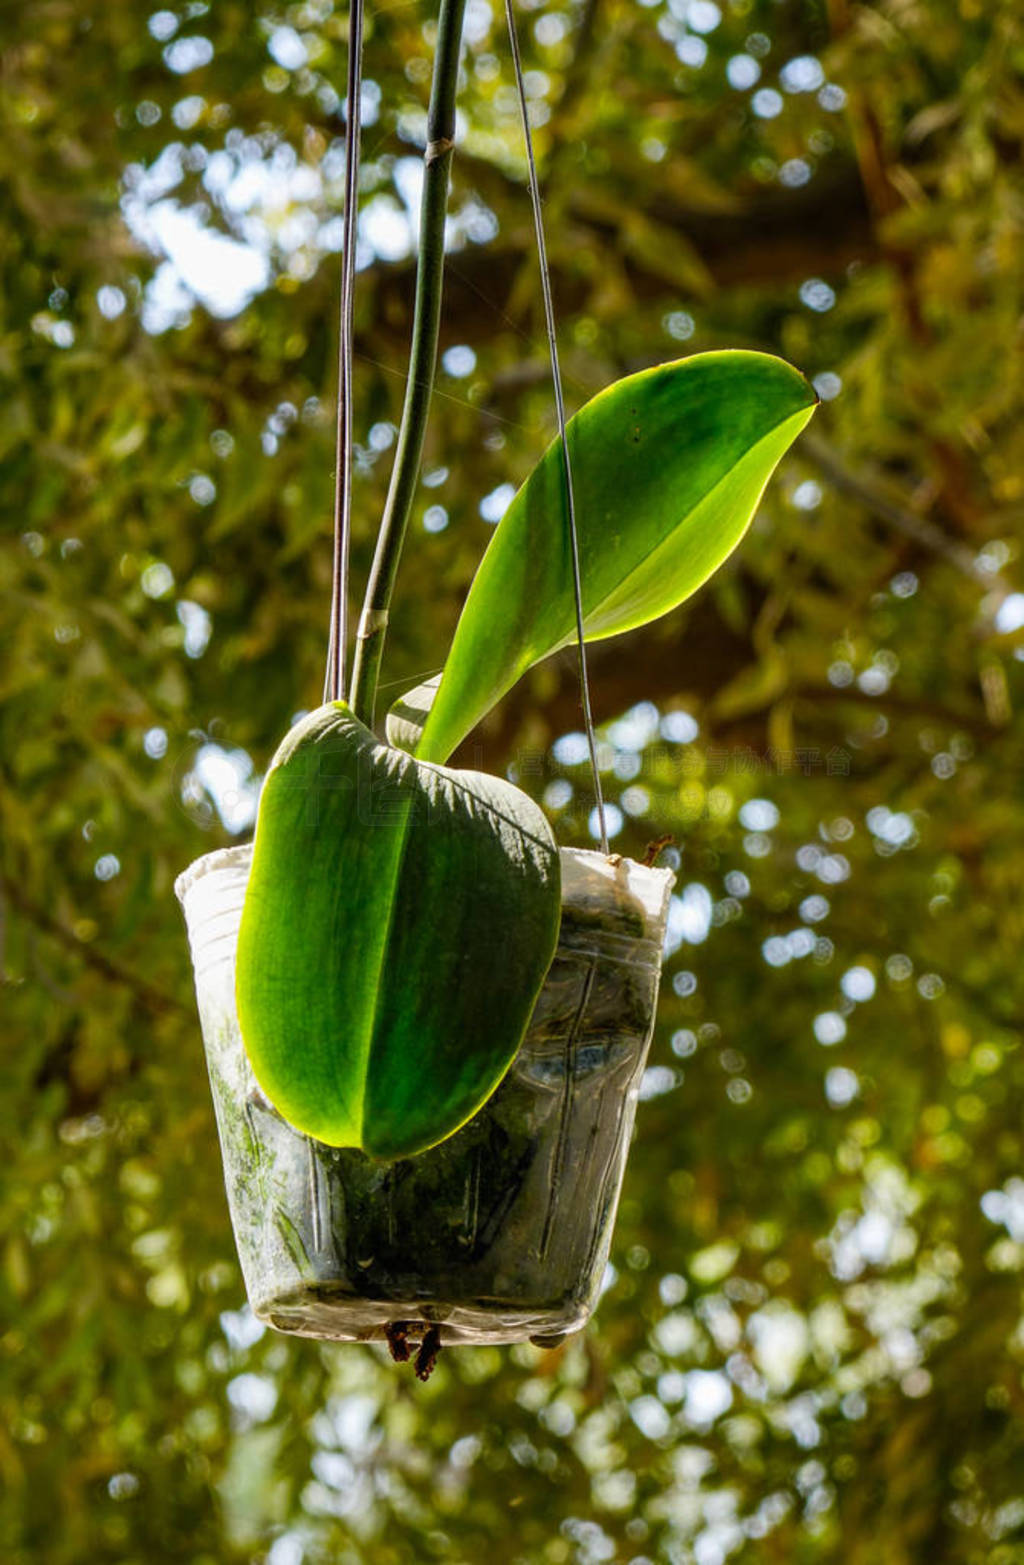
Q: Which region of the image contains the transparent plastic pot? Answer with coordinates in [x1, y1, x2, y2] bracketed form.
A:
[176, 843, 674, 1349]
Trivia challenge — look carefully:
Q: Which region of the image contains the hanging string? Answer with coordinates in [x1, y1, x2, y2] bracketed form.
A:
[324, 0, 365, 704]
[502, 0, 609, 854]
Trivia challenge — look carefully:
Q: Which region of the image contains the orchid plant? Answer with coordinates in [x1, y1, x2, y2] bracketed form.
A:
[232, 0, 817, 1162]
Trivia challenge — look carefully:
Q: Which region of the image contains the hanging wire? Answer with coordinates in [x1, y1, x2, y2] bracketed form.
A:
[502, 0, 609, 854]
[324, 0, 365, 704]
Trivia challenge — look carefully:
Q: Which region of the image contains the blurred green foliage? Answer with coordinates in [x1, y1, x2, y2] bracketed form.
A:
[3, 0, 1024, 1561]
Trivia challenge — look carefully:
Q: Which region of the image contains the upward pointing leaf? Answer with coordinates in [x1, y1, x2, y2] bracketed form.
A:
[412, 351, 816, 764]
[386, 674, 441, 755]
[236, 704, 560, 1161]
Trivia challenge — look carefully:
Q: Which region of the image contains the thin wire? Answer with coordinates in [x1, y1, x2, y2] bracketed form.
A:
[353, 349, 529, 429]
[502, 0, 608, 854]
[324, 0, 365, 704]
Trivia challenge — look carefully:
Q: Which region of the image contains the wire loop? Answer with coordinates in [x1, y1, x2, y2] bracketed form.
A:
[502, 0, 609, 853]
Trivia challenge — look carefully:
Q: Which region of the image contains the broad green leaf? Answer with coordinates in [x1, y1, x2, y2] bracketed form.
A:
[410, 351, 816, 763]
[386, 673, 441, 754]
[236, 703, 560, 1161]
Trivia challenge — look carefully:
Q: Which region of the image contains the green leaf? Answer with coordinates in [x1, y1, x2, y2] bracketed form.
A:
[236, 703, 560, 1160]
[410, 351, 816, 763]
[386, 673, 441, 754]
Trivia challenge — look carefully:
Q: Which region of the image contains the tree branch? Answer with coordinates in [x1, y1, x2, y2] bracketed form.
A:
[0, 876, 187, 1017]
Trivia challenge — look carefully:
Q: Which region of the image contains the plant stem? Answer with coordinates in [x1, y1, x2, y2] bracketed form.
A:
[348, 0, 468, 727]
[324, 0, 364, 703]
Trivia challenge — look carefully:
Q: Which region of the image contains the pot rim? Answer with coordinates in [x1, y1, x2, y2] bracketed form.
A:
[174, 841, 253, 906]
[175, 840, 674, 904]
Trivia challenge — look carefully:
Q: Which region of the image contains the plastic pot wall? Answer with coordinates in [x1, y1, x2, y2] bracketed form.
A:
[177, 844, 674, 1348]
